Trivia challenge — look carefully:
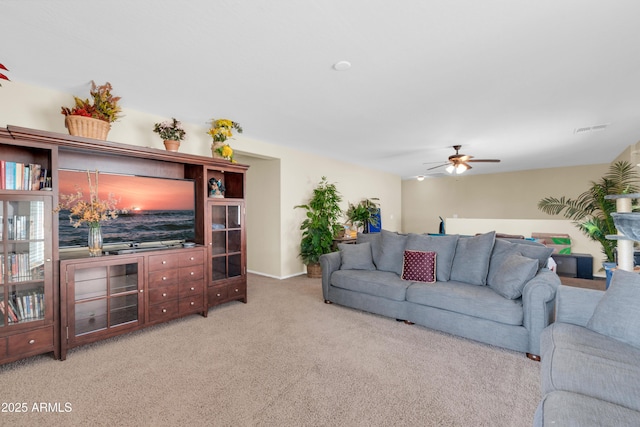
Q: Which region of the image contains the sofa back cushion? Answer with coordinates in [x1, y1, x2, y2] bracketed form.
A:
[450, 231, 496, 285]
[405, 233, 459, 281]
[357, 232, 382, 266]
[338, 242, 376, 271]
[587, 269, 640, 349]
[376, 230, 408, 275]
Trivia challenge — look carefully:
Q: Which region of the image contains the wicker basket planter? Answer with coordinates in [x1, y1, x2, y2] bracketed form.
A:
[65, 115, 111, 140]
[306, 263, 322, 278]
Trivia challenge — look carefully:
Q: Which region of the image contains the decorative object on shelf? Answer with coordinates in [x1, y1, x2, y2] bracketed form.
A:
[153, 117, 186, 152]
[60, 81, 122, 140]
[294, 176, 343, 278]
[538, 161, 639, 264]
[87, 224, 103, 257]
[208, 177, 225, 198]
[0, 62, 9, 86]
[345, 198, 380, 234]
[55, 170, 127, 256]
[208, 118, 242, 162]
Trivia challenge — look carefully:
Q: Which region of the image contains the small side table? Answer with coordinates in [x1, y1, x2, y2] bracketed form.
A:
[332, 236, 357, 250]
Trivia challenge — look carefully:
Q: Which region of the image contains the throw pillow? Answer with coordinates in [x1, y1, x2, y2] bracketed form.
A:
[356, 232, 382, 267]
[507, 239, 554, 269]
[405, 233, 459, 281]
[488, 252, 538, 299]
[587, 269, 640, 349]
[338, 242, 376, 271]
[450, 231, 496, 285]
[401, 250, 436, 283]
[376, 230, 408, 275]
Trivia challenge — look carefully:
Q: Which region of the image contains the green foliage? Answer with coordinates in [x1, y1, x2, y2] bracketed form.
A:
[538, 161, 639, 262]
[61, 81, 122, 123]
[295, 177, 343, 265]
[345, 198, 380, 231]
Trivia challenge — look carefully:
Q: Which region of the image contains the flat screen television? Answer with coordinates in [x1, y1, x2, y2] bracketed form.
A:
[58, 169, 196, 249]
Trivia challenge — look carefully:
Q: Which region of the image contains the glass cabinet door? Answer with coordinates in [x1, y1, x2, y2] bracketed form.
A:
[210, 203, 244, 282]
[0, 198, 50, 327]
[71, 259, 142, 338]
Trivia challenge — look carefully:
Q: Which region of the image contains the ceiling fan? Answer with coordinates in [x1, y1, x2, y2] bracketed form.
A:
[426, 145, 501, 174]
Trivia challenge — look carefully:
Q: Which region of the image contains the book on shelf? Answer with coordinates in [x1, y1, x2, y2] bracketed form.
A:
[0, 161, 47, 190]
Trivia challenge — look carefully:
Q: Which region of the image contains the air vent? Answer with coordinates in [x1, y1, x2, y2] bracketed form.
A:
[574, 123, 609, 134]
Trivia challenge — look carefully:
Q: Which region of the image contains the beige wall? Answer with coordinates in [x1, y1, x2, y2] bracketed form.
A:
[1, 80, 402, 279]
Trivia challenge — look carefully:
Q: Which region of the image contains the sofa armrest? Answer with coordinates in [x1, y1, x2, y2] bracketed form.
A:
[320, 252, 342, 301]
[522, 268, 561, 356]
[555, 285, 604, 327]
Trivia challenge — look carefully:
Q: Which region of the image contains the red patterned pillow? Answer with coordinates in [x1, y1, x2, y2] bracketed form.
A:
[401, 250, 437, 283]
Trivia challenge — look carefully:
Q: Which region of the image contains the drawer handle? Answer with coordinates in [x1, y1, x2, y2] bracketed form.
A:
[29, 339, 35, 345]
[190, 301, 195, 306]
[162, 276, 167, 281]
[190, 257, 194, 261]
[216, 293, 221, 297]
[234, 288, 239, 293]
[139, 289, 144, 293]
[162, 260, 167, 264]
[162, 293, 167, 297]
[190, 271, 195, 276]
[190, 287, 195, 291]
[162, 309, 167, 313]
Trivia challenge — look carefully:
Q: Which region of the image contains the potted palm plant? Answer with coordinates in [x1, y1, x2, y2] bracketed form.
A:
[345, 198, 380, 234]
[295, 176, 343, 278]
[538, 161, 639, 282]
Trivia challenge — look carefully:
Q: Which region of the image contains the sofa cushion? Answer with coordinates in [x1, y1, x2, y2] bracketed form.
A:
[534, 391, 640, 427]
[501, 238, 553, 269]
[488, 252, 538, 299]
[450, 231, 496, 285]
[587, 269, 640, 349]
[406, 280, 524, 325]
[401, 250, 436, 283]
[405, 233, 459, 281]
[376, 230, 407, 275]
[540, 322, 640, 413]
[330, 270, 410, 301]
[338, 242, 376, 271]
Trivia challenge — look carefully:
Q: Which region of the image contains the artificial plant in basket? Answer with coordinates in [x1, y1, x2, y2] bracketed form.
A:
[295, 176, 343, 277]
[61, 81, 122, 123]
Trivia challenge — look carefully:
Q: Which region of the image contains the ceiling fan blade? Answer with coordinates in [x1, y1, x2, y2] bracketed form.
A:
[467, 159, 501, 163]
[427, 163, 448, 171]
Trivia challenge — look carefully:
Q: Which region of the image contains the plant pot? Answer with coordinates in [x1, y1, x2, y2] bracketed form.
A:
[65, 115, 111, 140]
[163, 139, 180, 152]
[306, 263, 322, 278]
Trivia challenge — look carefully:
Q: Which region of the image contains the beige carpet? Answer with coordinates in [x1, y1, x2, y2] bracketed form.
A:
[0, 274, 540, 426]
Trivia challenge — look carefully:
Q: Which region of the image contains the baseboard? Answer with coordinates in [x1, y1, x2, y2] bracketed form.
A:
[247, 270, 307, 280]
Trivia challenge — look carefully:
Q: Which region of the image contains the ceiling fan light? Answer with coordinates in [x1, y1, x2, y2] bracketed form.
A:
[417, 175, 425, 181]
[456, 163, 468, 174]
[446, 164, 455, 174]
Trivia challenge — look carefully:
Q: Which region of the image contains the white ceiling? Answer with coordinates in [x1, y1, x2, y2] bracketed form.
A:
[2, 1, 639, 179]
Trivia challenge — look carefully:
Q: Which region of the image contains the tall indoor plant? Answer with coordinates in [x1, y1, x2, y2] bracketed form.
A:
[537, 161, 639, 263]
[295, 176, 343, 278]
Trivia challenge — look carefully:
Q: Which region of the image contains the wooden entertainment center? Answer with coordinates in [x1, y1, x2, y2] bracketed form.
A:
[0, 125, 248, 364]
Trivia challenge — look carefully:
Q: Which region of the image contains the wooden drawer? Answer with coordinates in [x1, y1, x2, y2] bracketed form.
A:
[148, 254, 179, 271]
[148, 301, 179, 323]
[179, 264, 204, 282]
[148, 269, 179, 288]
[179, 280, 204, 298]
[228, 282, 247, 299]
[7, 327, 54, 357]
[208, 284, 228, 303]
[179, 250, 204, 266]
[148, 285, 179, 305]
[179, 294, 204, 314]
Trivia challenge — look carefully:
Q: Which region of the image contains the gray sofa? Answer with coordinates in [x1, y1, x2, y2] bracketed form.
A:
[534, 269, 640, 426]
[320, 230, 561, 359]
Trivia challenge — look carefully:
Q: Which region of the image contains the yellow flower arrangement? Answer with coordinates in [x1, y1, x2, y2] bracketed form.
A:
[208, 118, 242, 162]
[56, 170, 126, 228]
